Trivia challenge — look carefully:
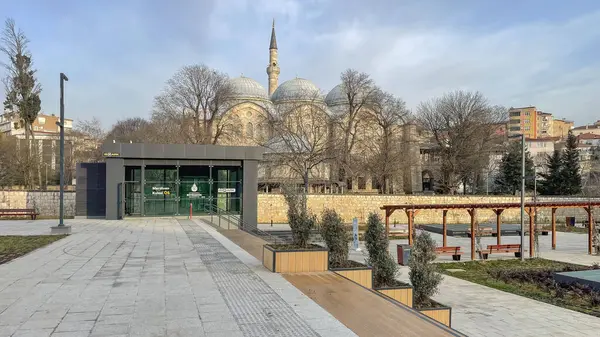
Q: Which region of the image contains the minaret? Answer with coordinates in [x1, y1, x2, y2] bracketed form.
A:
[266, 19, 280, 96]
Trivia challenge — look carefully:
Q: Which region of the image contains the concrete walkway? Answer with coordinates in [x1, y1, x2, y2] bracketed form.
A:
[0, 219, 353, 337]
[349, 231, 600, 337]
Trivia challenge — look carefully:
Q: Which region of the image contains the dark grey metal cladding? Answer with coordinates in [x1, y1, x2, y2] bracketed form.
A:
[101, 142, 264, 160]
[76, 163, 106, 217]
[105, 158, 124, 220]
[242, 160, 258, 230]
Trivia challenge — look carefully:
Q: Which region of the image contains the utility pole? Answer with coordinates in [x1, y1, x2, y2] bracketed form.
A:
[520, 133, 525, 261]
[51, 73, 71, 234]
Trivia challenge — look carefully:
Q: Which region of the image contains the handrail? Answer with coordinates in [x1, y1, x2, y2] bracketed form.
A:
[201, 203, 283, 245]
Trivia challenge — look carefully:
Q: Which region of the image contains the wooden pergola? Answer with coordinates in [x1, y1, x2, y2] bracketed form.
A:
[381, 201, 600, 261]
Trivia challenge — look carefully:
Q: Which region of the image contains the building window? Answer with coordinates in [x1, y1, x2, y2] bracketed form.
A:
[509, 111, 521, 117]
[38, 117, 46, 125]
[510, 126, 521, 131]
[246, 122, 254, 139]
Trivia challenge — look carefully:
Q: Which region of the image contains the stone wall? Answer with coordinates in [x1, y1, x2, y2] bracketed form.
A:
[0, 190, 76, 217]
[257, 194, 598, 225]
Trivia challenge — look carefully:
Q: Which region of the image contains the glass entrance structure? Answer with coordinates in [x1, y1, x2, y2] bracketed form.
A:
[98, 142, 263, 229]
[121, 165, 243, 217]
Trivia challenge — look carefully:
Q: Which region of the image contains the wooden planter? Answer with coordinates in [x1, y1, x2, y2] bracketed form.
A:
[375, 284, 414, 307]
[417, 301, 452, 327]
[262, 245, 328, 273]
[331, 266, 373, 288]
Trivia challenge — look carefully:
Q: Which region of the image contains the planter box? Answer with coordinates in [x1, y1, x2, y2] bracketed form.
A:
[375, 284, 414, 307]
[262, 244, 328, 273]
[417, 301, 452, 328]
[331, 266, 373, 289]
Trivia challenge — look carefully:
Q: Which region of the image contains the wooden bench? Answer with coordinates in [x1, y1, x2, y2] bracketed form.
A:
[478, 244, 522, 259]
[435, 246, 463, 261]
[466, 227, 493, 237]
[0, 208, 39, 220]
[518, 229, 549, 236]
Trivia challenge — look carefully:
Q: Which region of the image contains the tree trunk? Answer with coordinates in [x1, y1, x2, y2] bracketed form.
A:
[303, 170, 309, 212]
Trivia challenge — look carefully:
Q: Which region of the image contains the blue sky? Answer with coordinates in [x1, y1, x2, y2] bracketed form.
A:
[2, 0, 600, 128]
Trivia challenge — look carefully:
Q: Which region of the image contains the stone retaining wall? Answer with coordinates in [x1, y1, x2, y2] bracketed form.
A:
[0, 190, 76, 217]
[257, 194, 598, 225]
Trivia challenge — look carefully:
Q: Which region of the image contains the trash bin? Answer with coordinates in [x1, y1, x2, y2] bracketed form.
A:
[566, 216, 575, 227]
[397, 244, 411, 266]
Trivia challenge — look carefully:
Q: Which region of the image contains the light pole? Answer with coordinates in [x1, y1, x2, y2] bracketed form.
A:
[51, 73, 71, 234]
[520, 133, 525, 261]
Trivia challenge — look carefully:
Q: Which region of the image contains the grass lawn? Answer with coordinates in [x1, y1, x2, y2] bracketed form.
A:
[0, 235, 68, 264]
[437, 258, 600, 317]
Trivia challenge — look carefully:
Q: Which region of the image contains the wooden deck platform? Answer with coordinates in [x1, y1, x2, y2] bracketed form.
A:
[218, 228, 464, 337]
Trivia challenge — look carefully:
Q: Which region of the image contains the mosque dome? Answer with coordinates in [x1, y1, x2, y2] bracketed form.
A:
[271, 78, 323, 103]
[229, 76, 269, 100]
[325, 83, 376, 107]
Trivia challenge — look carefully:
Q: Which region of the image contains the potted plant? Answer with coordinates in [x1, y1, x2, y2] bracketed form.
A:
[321, 209, 373, 288]
[409, 230, 452, 327]
[262, 186, 328, 273]
[364, 213, 414, 307]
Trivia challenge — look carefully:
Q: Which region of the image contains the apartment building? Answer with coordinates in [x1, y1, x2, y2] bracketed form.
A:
[508, 106, 537, 138]
[572, 120, 600, 137]
[552, 118, 574, 139]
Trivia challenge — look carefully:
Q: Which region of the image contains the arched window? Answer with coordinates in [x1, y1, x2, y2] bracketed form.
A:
[246, 122, 254, 139]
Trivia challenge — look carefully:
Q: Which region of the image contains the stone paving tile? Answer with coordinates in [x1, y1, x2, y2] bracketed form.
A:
[0, 218, 355, 337]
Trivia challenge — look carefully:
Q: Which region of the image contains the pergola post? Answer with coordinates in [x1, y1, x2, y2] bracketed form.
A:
[551, 208, 557, 250]
[442, 209, 448, 247]
[405, 209, 419, 246]
[467, 208, 476, 261]
[527, 207, 535, 258]
[493, 209, 504, 245]
[385, 208, 391, 238]
[585, 206, 593, 255]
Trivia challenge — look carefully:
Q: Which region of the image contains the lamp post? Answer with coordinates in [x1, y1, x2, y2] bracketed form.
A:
[520, 133, 525, 261]
[51, 73, 71, 234]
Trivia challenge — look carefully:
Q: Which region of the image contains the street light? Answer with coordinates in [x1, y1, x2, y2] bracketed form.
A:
[509, 133, 526, 261]
[51, 73, 71, 234]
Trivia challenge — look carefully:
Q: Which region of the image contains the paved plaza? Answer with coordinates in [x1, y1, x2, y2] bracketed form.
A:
[0, 219, 353, 337]
[347, 230, 600, 337]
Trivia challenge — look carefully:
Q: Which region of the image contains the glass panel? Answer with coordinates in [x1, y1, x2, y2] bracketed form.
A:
[124, 166, 141, 216]
[144, 166, 178, 216]
[212, 166, 242, 214]
[179, 165, 211, 215]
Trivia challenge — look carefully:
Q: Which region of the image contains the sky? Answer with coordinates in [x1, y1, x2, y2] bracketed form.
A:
[2, 0, 600, 129]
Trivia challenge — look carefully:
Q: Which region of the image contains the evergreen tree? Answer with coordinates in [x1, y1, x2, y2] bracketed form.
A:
[560, 131, 582, 195]
[539, 150, 562, 195]
[494, 140, 535, 195]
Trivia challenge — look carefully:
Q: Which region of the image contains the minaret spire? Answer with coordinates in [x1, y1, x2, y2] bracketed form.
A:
[267, 19, 280, 96]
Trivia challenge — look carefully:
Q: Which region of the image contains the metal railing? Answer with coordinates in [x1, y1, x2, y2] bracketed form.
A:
[201, 203, 283, 245]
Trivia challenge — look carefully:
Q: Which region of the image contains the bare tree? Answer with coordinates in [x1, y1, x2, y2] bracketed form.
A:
[105, 117, 154, 144]
[363, 91, 411, 193]
[151, 64, 234, 144]
[70, 117, 106, 163]
[264, 92, 338, 197]
[417, 91, 505, 194]
[0, 133, 38, 187]
[332, 69, 380, 183]
[1, 18, 42, 188]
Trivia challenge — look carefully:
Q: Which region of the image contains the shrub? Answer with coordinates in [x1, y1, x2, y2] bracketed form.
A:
[320, 209, 350, 268]
[364, 212, 398, 287]
[409, 231, 443, 307]
[282, 185, 314, 248]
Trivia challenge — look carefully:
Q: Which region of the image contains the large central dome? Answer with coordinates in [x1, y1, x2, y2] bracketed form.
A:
[271, 78, 323, 103]
[229, 76, 269, 100]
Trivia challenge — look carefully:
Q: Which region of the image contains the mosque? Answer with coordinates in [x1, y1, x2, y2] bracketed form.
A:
[219, 21, 430, 194]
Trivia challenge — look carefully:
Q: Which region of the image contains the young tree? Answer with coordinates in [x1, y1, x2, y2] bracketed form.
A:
[408, 231, 443, 307]
[417, 91, 505, 194]
[282, 185, 316, 248]
[1, 18, 42, 188]
[494, 140, 535, 195]
[319, 209, 350, 268]
[539, 150, 562, 195]
[364, 212, 398, 287]
[152, 64, 234, 144]
[561, 131, 582, 195]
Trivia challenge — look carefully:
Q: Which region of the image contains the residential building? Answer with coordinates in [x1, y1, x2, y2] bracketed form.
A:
[508, 106, 537, 138]
[572, 120, 600, 137]
[536, 111, 553, 138]
[525, 137, 559, 171]
[552, 118, 574, 139]
[577, 133, 600, 147]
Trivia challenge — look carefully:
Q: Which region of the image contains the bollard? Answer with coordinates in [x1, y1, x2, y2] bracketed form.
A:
[271, 219, 273, 227]
[189, 203, 192, 220]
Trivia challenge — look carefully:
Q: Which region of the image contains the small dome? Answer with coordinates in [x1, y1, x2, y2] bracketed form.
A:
[325, 84, 347, 106]
[271, 78, 323, 103]
[229, 77, 268, 100]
